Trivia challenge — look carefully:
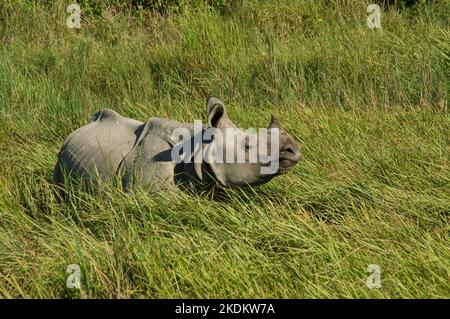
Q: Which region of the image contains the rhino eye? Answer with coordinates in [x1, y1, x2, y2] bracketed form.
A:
[243, 140, 251, 150]
[243, 136, 253, 150]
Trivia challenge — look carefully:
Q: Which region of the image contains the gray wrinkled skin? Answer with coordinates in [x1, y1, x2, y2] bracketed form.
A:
[54, 97, 302, 194]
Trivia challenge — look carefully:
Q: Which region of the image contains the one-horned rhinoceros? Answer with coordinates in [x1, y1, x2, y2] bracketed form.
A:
[54, 97, 302, 194]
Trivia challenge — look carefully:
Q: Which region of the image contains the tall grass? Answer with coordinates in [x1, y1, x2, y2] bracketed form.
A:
[0, 0, 448, 298]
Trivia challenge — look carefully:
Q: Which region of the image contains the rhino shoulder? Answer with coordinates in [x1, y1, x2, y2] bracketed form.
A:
[89, 108, 140, 125]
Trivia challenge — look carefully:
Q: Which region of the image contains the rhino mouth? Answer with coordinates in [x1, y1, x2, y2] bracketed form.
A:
[259, 158, 296, 175]
[278, 162, 296, 174]
[278, 155, 301, 173]
[280, 158, 297, 167]
[278, 146, 302, 172]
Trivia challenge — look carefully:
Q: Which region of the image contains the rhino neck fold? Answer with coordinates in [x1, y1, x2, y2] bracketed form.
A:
[117, 118, 212, 189]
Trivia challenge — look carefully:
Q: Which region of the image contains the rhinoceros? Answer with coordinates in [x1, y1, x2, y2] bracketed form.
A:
[54, 97, 301, 194]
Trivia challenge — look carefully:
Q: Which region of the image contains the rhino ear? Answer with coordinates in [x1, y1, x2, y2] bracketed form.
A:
[206, 97, 229, 128]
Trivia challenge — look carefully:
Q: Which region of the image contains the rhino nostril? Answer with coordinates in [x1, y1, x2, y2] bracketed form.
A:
[280, 145, 297, 158]
[279, 144, 301, 164]
[282, 146, 294, 154]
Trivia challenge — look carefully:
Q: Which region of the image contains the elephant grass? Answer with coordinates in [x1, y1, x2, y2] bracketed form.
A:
[0, 0, 449, 298]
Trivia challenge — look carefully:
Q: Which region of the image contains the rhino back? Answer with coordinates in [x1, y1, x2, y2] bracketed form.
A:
[54, 109, 144, 184]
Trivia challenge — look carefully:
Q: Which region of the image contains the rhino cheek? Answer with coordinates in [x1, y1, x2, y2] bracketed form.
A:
[222, 164, 263, 186]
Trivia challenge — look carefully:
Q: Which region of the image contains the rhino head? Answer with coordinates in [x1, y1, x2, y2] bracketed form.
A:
[182, 97, 302, 187]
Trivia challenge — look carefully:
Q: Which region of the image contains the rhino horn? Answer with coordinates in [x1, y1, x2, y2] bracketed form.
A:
[268, 114, 281, 129]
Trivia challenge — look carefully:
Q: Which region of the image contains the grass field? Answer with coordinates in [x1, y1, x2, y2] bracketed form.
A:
[0, 0, 449, 298]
